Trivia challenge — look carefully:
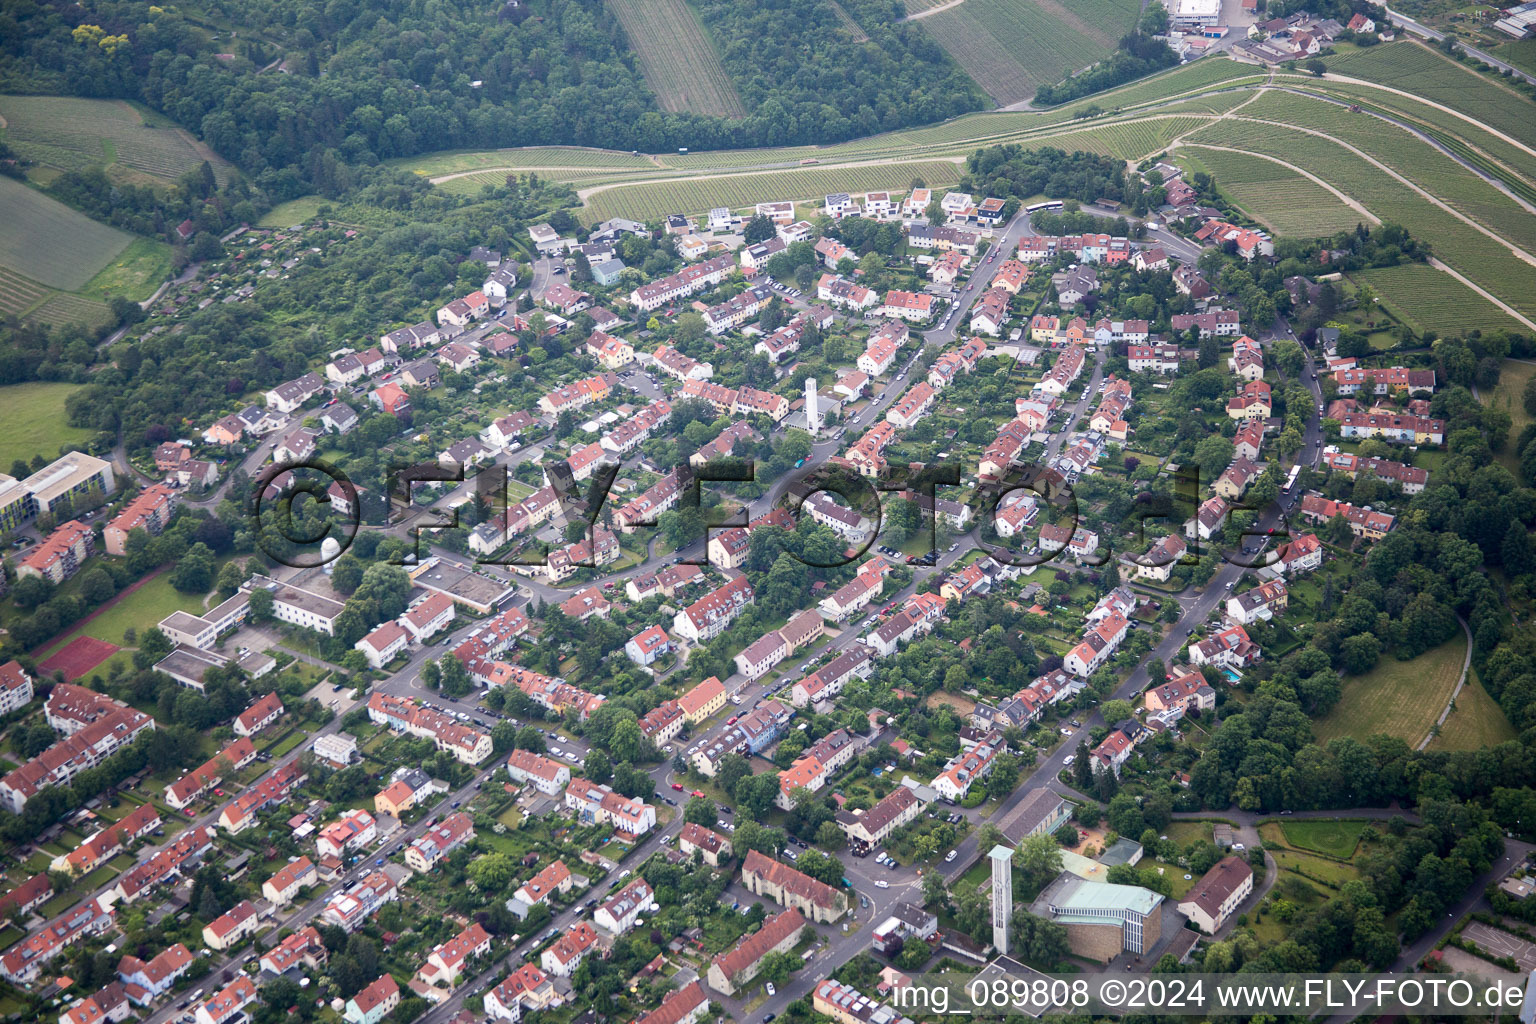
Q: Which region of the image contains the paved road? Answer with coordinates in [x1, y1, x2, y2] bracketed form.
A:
[1383, 7, 1536, 88]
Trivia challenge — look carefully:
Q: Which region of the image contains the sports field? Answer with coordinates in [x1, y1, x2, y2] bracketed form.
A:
[0, 176, 132, 291]
[0, 94, 231, 183]
[918, 0, 1139, 106]
[1313, 632, 1468, 746]
[608, 0, 748, 118]
[1277, 819, 1371, 859]
[0, 382, 94, 469]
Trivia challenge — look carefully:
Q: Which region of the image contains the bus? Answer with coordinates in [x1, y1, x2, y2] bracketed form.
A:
[1283, 463, 1302, 492]
[1025, 200, 1065, 213]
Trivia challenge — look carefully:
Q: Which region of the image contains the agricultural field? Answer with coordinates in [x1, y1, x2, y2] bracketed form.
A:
[1180, 145, 1365, 237]
[607, 0, 749, 118]
[0, 176, 133, 291]
[27, 293, 113, 330]
[1313, 632, 1468, 746]
[578, 159, 965, 224]
[1497, 39, 1536, 77]
[918, 0, 1140, 106]
[1354, 263, 1522, 337]
[0, 382, 94, 470]
[0, 94, 231, 184]
[0, 265, 51, 320]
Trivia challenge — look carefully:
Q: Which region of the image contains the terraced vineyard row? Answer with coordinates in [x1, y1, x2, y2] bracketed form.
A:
[0, 95, 229, 182]
[608, 0, 748, 119]
[1042, 116, 1209, 160]
[1185, 120, 1536, 320]
[27, 293, 113, 330]
[1182, 146, 1364, 237]
[436, 167, 675, 197]
[1356, 263, 1522, 336]
[1323, 42, 1536, 153]
[1238, 91, 1536, 255]
[579, 160, 964, 224]
[0, 266, 51, 319]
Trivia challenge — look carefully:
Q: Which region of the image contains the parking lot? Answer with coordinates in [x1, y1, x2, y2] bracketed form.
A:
[1463, 921, 1536, 970]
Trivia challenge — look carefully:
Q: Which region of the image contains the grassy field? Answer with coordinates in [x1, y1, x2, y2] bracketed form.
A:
[607, 0, 748, 119]
[1277, 819, 1371, 859]
[1428, 668, 1518, 752]
[0, 94, 230, 183]
[1354, 263, 1523, 338]
[259, 196, 329, 228]
[1497, 39, 1536, 77]
[79, 236, 171, 304]
[0, 382, 94, 468]
[1313, 632, 1468, 746]
[1181, 145, 1365, 237]
[918, 0, 1138, 106]
[0, 176, 133, 291]
[35, 571, 205, 658]
[1483, 357, 1536, 474]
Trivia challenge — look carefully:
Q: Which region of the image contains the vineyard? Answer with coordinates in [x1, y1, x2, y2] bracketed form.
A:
[1182, 146, 1365, 237]
[27, 293, 113, 330]
[1355, 263, 1522, 336]
[0, 266, 50, 320]
[918, 0, 1138, 105]
[608, 0, 748, 119]
[579, 160, 964, 224]
[0, 176, 132, 292]
[0, 95, 231, 183]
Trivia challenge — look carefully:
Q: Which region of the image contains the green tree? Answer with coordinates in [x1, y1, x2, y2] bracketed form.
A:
[684, 796, 718, 826]
[170, 541, 216, 594]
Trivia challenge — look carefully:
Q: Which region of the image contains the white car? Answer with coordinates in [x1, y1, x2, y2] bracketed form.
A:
[945, 850, 957, 862]
[766, 983, 777, 996]
[875, 880, 889, 888]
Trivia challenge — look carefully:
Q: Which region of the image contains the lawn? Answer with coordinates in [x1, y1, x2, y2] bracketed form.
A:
[1483, 357, 1536, 474]
[33, 570, 205, 657]
[1312, 631, 1468, 746]
[1428, 669, 1518, 753]
[259, 196, 328, 228]
[1265, 844, 1361, 887]
[0, 381, 94, 469]
[0, 176, 133, 290]
[1276, 818, 1371, 859]
[1162, 820, 1214, 848]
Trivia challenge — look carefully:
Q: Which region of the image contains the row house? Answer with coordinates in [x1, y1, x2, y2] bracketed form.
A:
[1298, 494, 1396, 540]
[1340, 412, 1446, 445]
[494, 665, 606, 721]
[118, 943, 193, 1004]
[673, 576, 754, 643]
[930, 250, 966, 286]
[1320, 451, 1427, 493]
[741, 850, 848, 923]
[1128, 344, 1181, 374]
[380, 322, 441, 354]
[637, 983, 709, 1024]
[1227, 379, 1272, 420]
[755, 316, 811, 363]
[265, 373, 325, 414]
[259, 927, 327, 976]
[1065, 610, 1130, 678]
[484, 964, 560, 1021]
[880, 290, 934, 323]
[1, 698, 154, 812]
[164, 737, 257, 811]
[564, 778, 655, 837]
[978, 418, 1031, 480]
[652, 344, 714, 381]
[0, 896, 114, 982]
[202, 900, 260, 951]
[1195, 218, 1274, 259]
[847, 420, 896, 477]
[1333, 366, 1437, 397]
[1213, 457, 1260, 500]
[1229, 338, 1264, 381]
[804, 491, 874, 543]
[600, 398, 672, 455]
[928, 337, 987, 389]
[932, 739, 999, 801]
[858, 320, 908, 377]
[325, 348, 388, 385]
[615, 471, 683, 534]
[513, 861, 571, 907]
[818, 557, 891, 620]
[405, 812, 475, 872]
[637, 699, 685, 743]
[792, 646, 874, 713]
[322, 870, 398, 932]
[1092, 318, 1150, 344]
[417, 922, 492, 991]
[678, 675, 728, 723]
[595, 877, 654, 935]
[708, 910, 806, 996]
[776, 729, 856, 809]
[54, 802, 162, 875]
[1226, 580, 1289, 625]
[365, 693, 493, 764]
[1233, 419, 1264, 462]
[690, 700, 792, 776]
[437, 290, 490, 327]
[907, 224, 980, 254]
[734, 609, 826, 681]
[628, 254, 736, 313]
[541, 921, 599, 978]
[1039, 522, 1100, 562]
[1038, 345, 1086, 395]
[538, 374, 614, 416]
[691, 420, 760, 465]
[1089, 379, 1132, 434]
[1171, 310, 1242, 338]
[818, 274, 878, 312]
[835, 785, 922, 854]
[217, 761, 307, 833]
[703, 287, 769, 336]
[1133, 533, 1189, 584]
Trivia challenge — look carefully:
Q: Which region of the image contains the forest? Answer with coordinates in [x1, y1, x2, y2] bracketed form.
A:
[0, 0, 986, 196]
